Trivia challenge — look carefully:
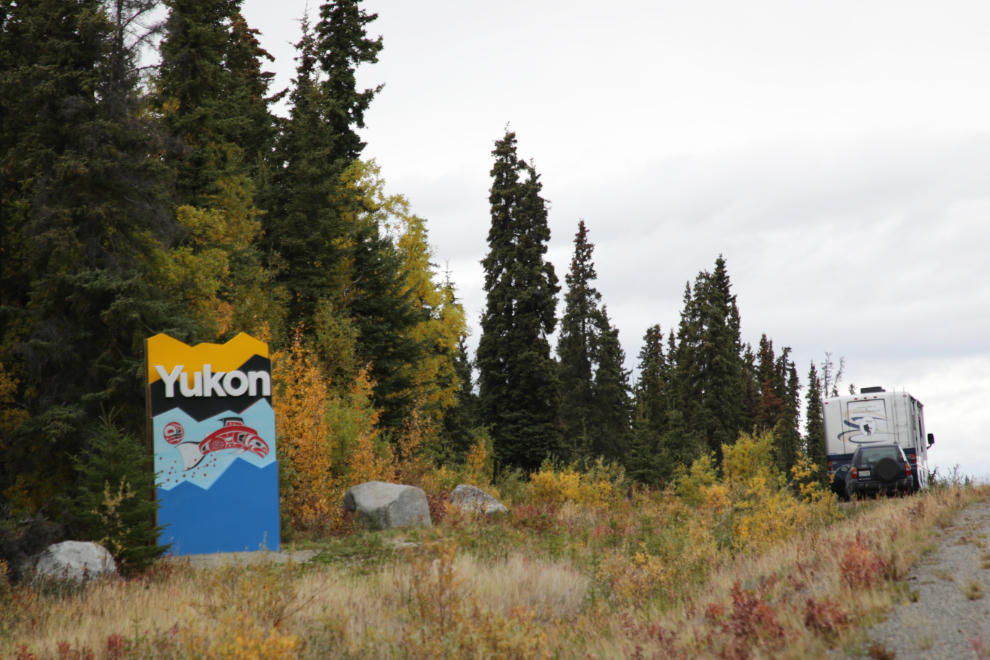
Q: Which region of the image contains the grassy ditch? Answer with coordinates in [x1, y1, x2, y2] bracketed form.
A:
[3, 480, 987, 660]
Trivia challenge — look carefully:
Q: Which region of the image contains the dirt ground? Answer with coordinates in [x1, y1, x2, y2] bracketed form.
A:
[182, 548, 318, 570]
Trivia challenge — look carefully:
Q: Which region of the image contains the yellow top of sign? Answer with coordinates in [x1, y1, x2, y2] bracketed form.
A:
[147, 333, 269, 384]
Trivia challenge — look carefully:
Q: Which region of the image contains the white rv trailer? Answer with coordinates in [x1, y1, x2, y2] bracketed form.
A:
[824, 387, 934, 490]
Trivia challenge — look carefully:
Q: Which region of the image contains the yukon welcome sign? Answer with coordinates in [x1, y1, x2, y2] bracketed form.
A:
[146, 333, 279, 555]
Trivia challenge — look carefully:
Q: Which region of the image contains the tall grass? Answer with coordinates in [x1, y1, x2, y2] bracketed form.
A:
[4, 480, 986, 659]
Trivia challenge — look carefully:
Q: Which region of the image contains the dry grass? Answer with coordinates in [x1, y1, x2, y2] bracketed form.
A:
[4, 484, 987, 659]
[962, 579, 985, 601]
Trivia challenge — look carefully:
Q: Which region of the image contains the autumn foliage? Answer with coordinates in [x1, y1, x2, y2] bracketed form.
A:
[272, 330, 395, 532]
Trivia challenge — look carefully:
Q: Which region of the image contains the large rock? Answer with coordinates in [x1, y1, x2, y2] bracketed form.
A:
[35, 541, 116, 581]
[343, 481, 431, 530]
[449, 484, 509, 516]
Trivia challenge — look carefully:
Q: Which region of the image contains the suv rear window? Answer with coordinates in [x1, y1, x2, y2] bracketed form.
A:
[856, 447, 901, 465]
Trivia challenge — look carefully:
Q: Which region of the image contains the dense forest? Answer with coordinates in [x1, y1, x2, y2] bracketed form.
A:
[0, 0, 835, 568]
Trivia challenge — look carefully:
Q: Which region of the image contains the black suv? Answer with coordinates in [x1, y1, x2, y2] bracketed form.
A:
[844, 444, 914, 498]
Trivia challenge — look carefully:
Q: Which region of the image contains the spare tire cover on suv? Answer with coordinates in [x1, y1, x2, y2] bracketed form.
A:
[875, 457, 900, 483]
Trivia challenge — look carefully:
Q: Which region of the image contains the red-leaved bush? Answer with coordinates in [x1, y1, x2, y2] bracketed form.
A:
[716, 581, 786, 660]
[804, 597, 850, 637]
[839, 533, 888, 590]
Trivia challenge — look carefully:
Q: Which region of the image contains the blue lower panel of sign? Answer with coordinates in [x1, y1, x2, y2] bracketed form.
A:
[158, 458, 280, 555]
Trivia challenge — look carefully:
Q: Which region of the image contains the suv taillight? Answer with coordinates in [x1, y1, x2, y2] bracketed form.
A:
[909, 454, 917, 464]
[905, 462, 912, 477]
[828, 460, 833, 472]
[851, 467, 859, 480]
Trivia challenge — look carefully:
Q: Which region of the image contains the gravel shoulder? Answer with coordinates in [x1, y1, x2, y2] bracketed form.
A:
[856, 497, 990, 659]
[180, 548, 317, 570]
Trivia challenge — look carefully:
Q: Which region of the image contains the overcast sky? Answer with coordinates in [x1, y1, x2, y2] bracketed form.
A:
[242, 0, 990, 478]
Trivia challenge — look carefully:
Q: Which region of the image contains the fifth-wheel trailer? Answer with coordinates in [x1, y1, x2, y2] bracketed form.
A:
[824, 386, 934, 491]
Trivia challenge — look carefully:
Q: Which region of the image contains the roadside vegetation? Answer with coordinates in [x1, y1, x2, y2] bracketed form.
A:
[4, 443, 984, 660]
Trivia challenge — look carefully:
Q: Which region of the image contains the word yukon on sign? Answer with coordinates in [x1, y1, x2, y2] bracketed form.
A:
[154, 364, 271, 398]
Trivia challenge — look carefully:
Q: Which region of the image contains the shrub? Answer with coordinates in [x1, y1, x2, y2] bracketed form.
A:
[675, 432, 842, 555]
[715, 581, 786, 660]
[839, 534, 888, 590]
[804, 597, 850, 637]
[181, 615, 299, 660]
[71, 412, 164, 574]
[530, 457, 626, 508]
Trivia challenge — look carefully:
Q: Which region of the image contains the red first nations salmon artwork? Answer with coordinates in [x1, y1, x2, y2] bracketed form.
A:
[174, 417, 270, 471]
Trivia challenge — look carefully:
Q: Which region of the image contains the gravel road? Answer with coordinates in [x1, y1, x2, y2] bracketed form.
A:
[856, 498, 990, 659]
[184, 548, 317, 570]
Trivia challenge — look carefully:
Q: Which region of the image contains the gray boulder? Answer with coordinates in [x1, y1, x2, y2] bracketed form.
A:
[449, 484, 509, 516]
[343, 481, 431, 530]
[35, 541, 116, 581]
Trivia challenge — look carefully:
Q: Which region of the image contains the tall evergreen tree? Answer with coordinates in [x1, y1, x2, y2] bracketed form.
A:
[314, 0, 383, 165]
[668, 257, 746, 464]
[626, 324, 669, 483]
[740, 342, 759, 433]
[259, 15, 343, 327]
[153, 0, 280, 344]
[260, 2, 383, 329]
[752, 336, 802, 474]
[590, 305, 633, 460]
[671, 280, 703, 436]
[477, 131, 560, 472]
[775, 349, 802, 475]
[345, 220, 428, 431]
[804, 362, 827, 488]
[439, 337, 479, 462]
[556, 220, 600, 459]
[155, 0, 275, 204]
[0, 0, 192, 522]
[258, 4, 425, 435]
[634, 325, 669, 437]
[697, 255, 744, 456]
[754, 334, 784, 432]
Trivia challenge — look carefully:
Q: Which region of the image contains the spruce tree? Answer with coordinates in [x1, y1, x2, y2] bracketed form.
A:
[260, 2, 383, 329]
[740, 343, 759, 433]
[72, 414, 168, 573]
[671, 280, 703, 435]
[155, 0, 278, 202]
[659, 409, 703, 476]
[154, 0, 278, 343]
[754, 334, 784, 432]
[259, 15, 345, 327]
[634, 325, 669, 437]
[668, 257, 747, 464]
[439, 337, 479, 462]
[590, 305, 633, 460]
[774, 349, 802, 476]
[697, 255, 744, 456]
[477, 131, 560, 472]
[626, 325, 669, 483]
[314, 0, 383, 165]
[345, 222, 428, 432]
[556, 221, 600, 460]
[0, 0, 193, 513]
[804, 362, 828, 488]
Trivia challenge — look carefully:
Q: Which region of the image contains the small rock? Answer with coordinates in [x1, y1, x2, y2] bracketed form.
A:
[35, 541, 116, 581]
[449, 484, 509, 516]
[343, 481, 432, 530]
